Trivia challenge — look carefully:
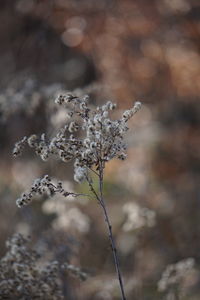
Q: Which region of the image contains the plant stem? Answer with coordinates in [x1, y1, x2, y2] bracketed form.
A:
[98, 161, 127, 300]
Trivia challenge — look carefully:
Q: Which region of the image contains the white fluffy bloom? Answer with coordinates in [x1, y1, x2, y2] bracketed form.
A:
[103, 111, 108, 118]
[68, 122, 79, 133]
[14, 94, 142, 183]
[133, 101, 142, 113]
[74, 166, 87, 183]
[122, 101, 142, 121]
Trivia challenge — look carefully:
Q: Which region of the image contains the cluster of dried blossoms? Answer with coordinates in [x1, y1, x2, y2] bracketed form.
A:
[16, 175, 85, 208]
[13, 93, 141, 186]
[0, 234, 88, 299]
[13, 93, 141, 300]
[0, 233, 63, 300]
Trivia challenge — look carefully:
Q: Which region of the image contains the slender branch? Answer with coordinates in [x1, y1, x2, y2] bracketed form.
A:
[89, 167, 99, 177]
[85, 175, 101, 204]
[49, 183, 89, 198]
[98, 161, 127, 300]
[62, 192, 89, 198]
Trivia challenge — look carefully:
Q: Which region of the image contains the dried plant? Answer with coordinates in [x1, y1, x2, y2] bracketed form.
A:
[0, 233, 63, 300]
[0, 233, 88, 299]
[13, 93, 142, 299]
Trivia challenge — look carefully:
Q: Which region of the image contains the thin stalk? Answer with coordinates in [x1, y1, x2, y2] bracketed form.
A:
[98, 160, 127, 300]
[85, 174, 100, 203]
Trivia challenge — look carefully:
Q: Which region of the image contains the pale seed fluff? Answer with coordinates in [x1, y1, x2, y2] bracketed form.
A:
[74, 166, 87, 183]
[13, 94, 142, 188]
[133, 101, 142, 112]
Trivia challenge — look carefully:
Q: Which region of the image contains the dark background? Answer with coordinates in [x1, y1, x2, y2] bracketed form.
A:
[0, 0, 200, 299]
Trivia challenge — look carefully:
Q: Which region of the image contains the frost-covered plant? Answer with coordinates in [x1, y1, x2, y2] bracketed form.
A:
[13, 93, 142, 300]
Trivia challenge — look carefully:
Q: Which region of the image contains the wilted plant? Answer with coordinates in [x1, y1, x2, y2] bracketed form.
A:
[13, 93, 142, 299]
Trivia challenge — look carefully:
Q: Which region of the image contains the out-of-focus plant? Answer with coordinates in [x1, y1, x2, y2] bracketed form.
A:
[158, 258, 197, 300]
[0, 233, 88, 300]
[13, 92, 142, 299]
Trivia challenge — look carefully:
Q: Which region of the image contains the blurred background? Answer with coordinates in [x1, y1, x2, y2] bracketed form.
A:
[0, 0, 200, 299]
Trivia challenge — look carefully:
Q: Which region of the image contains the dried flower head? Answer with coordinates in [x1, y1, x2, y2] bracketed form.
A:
[16, 175, 86, 208]
[13, 93, 142, 300]
[13, 94, 141, 185]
